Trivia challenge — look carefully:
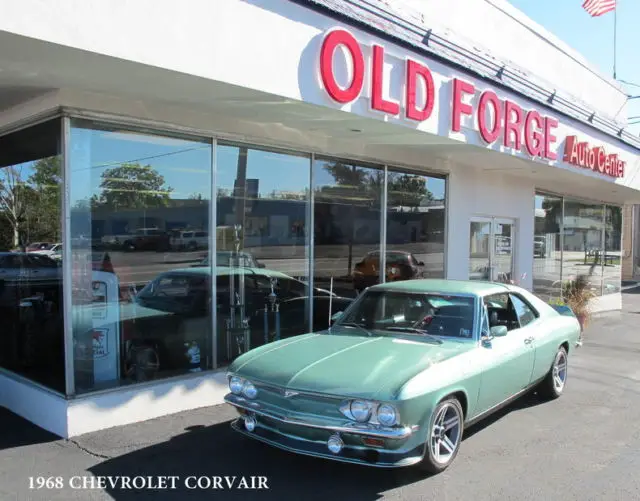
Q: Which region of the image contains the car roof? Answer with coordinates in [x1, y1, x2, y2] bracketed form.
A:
[368, 278, 511, 296]
[157, 266, 292, 280]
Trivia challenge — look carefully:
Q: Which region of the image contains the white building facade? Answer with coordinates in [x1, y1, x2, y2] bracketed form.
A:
[0, 0, 638, 437]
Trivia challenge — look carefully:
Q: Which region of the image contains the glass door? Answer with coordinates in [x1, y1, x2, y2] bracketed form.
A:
[469, 217, 515, 282]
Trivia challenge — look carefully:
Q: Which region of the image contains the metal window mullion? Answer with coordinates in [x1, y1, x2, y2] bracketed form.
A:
[379, 166, 388, 284]
[210, 138, 218, 370]
[600, 204, 607, 296]
[308, 154, 315, 332]
[560, 197, 565, 300]
[61, 116, 75, 397]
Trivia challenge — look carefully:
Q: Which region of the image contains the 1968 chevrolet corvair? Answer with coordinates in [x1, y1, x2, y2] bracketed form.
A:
[224, 279, 581, 473]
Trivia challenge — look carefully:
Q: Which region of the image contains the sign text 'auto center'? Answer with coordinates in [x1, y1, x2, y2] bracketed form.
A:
[318, 28, 625, 179]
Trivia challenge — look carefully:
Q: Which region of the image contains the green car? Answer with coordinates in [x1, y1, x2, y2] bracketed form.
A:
[224, 279, 581, 473]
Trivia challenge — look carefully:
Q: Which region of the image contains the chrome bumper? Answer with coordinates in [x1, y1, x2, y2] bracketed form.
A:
[224, 393, 415, 440]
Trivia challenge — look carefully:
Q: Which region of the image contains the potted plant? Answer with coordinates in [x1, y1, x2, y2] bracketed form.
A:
[561, 274, 597, 333]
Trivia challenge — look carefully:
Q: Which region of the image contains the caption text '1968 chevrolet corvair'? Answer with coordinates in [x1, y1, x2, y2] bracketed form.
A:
[224, 279, 581, 473]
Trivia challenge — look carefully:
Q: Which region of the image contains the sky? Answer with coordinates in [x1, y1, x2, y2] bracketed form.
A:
[508, 0, 640, 133]
[68, 129, 446, 203]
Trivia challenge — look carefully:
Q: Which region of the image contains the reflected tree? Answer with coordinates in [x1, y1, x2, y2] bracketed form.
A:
[0, 166, 29, 248]
[96, 163, 173, 209]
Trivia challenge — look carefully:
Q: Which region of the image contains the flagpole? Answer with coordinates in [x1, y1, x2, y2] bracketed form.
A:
[613, 0, 617, 79]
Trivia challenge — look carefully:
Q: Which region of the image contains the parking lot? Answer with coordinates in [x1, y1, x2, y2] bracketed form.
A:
[2, 288, 640, 501]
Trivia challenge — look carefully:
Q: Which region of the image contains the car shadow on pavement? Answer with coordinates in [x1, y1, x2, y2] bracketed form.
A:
[0, 407, 58, 451]
[87, 394, 545, 501]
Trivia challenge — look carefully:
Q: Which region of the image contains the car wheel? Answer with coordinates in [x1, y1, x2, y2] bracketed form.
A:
[538, 346, 568, 400]
[418, 397, 464, 474]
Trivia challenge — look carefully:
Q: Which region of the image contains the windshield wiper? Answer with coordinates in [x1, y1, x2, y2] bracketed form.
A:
[336, 322, 375, 337]
[384, 326, 443, 344]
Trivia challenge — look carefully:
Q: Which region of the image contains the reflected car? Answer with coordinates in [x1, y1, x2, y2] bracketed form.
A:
[98, 266, 352, 381]
[0, 252, 61, 285]
[353, 250, 425, 292]
[534, 236, 547, 258]
[224, 279, 581, 473]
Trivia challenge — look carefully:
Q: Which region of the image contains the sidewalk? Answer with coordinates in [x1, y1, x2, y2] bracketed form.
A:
[1, 287, 640, 501]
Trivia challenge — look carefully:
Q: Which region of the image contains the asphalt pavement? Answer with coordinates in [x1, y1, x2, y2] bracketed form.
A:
[2, 287, 640, 501]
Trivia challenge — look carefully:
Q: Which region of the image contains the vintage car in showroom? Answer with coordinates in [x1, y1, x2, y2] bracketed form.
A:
[224, 279, 581, 473]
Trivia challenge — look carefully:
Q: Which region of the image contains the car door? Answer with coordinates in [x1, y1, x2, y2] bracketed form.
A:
[475, 293, 536, 414]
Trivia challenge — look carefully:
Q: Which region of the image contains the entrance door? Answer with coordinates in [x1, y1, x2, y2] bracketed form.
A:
[469, 217, 515, 282]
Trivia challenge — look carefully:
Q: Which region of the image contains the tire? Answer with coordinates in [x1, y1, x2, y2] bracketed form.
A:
[418, 397, 464, 474]
[537, 346, 568, 400]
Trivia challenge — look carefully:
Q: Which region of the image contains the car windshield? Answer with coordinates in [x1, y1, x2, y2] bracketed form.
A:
[335, 290, 476, 339]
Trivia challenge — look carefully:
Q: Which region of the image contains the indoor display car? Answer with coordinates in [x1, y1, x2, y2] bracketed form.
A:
[224, 279, 581, 473]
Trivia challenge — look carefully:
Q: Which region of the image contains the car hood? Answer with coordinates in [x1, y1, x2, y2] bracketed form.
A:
[229, 332, 473, 400]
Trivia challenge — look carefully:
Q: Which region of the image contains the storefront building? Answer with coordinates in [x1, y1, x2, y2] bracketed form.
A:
[1, 0, 639, 437]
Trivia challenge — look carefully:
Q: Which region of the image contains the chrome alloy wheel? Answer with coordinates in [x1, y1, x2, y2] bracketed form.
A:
[429, 402, 462, 465]
[552, 350, 568, 392]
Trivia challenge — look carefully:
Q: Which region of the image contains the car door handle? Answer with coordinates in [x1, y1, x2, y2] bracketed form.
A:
[524, 336, 534, 344]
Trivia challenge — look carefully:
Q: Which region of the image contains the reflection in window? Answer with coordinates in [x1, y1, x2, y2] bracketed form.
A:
[0, 119, 64, 392]
[216, 145, 334, 366]
[603, 205, 622, 294]
[562, 199, 604, 297]
[533, 193, 563, 302]
[386, 171, 446, 281]
[69, 120, 212, 393]
[313, 158, 383, 297]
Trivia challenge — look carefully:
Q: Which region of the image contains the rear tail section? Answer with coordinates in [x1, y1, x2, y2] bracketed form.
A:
[550, 304, 576, 317]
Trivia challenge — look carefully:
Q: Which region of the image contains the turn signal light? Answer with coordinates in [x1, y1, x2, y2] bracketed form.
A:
[362, 437, 385, 447]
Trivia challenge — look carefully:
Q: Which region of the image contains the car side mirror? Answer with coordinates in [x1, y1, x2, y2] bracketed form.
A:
[330, 311, 344, 324]
[490, 325, 508, 337]
[417, 261, 425, 266]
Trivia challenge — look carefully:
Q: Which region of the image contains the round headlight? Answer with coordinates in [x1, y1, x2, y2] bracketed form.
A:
[377, 404, 398, 427]
[350, 400, 372, 422]
[242, 381, 258, 399]
[229, 376, 244, 394]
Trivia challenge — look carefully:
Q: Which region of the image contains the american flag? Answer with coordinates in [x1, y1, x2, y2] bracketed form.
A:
[582, 0, 616, 17]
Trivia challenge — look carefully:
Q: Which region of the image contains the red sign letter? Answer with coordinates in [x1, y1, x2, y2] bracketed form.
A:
[524, 111, 544, 157]
[544, 117, 558, 160]
[477, 91, 502, 143]
[405, 59, 435, 122]
[319, 29, 365, 103]
[371, 44, 400, 115]
[503, 100, 524, 150]
[452, 79, 475, 132]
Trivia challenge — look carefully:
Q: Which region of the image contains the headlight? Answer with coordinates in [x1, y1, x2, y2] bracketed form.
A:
[377, 404, 398, 426]
[350, 400, 372, 422]
[229, 376, 244, 394]
[242, 381, 258, 399]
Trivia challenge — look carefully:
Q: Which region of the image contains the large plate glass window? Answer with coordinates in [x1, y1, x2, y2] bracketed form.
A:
[216, 144, 312, 366]
[561, 198, 604, 297]
[533, 193, 563, 302]
[0, 119, 64, 392]
[385, 170, 446, 281]
[69, 120, 213, 393]
[313, 157, 383, 306]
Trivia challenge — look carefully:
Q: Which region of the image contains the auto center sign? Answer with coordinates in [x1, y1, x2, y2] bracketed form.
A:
[318, 28, 624, 177]
[562, 135, 625, 178]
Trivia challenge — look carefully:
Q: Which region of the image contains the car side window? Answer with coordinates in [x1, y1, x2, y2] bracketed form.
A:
[484, 293, 520, 331]
[509, 294, 538, 328]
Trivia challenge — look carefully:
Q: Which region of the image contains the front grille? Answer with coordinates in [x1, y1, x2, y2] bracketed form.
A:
[252, 382, 343, 419]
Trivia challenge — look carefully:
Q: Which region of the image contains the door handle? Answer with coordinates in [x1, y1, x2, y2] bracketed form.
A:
[524, 336, 534, 344]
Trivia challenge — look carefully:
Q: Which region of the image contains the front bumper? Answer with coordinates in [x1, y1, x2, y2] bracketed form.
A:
[224, 393, 423, 468]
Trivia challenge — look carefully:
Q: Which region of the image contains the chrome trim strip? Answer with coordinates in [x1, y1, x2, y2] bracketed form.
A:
[225, 394, 414, 439]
